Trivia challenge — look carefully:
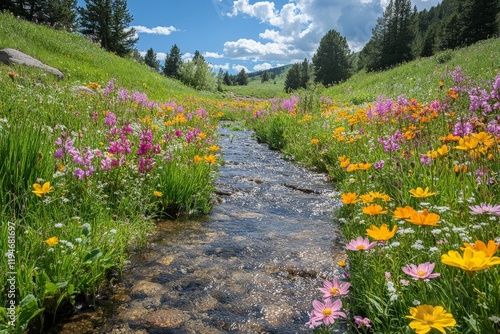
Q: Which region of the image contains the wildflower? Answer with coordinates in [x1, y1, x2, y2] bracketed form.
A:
[441, 248, 500, 272]
[204, 155, 216, 164]
[209, 145, 220, 152]
[45, 237, 59, 247]
[337, 259, 346, 267]
[469, 203, 500, 216]
[359, 194, 374, 204]
[406, 305, 456, 334]
[393, 206, 417, 219]
[193, 155, 203, 163]
[7, 71, 18, 80]
[353, 315, 372, 328]
[32, 182, 53, 197]
[362, 204, 387, 215]
[402, 262, 441, 280]
[368, 191, 391, 202]
[400, 279, 410, 286]
[366, 224, 397, 241]
[341, 192, 359, 205]
[319, 278, 351, 300]
[406, 209, 440, 226]
[409, 187, 437, 198]
[153, 191, 163, 197]
[461, 240, 499, 257]
[346, 236, 377, 251]
[309, 299, 347, 326]
[489, 316, 500, 324]
[357, 162, 372, 170]
[311, 138, 320, 145]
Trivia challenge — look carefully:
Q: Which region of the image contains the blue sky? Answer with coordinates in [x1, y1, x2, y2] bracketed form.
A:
[77, 0, 442, 74]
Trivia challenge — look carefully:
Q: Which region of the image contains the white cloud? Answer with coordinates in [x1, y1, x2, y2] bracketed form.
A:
[253, 62, 273, 71]
[212, 63, 231, 71]
[204, 51, 224, 59]
[132, 25, 179, 35]
[232, 64, 249, 73]
[157, 52, 167, 61]
[181, 52, 193, 62]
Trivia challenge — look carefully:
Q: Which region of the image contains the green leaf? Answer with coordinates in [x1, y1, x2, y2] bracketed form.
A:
[84, 248, 102, 263]
[81, 223, 91, 237]
[16, 295, 44, 334]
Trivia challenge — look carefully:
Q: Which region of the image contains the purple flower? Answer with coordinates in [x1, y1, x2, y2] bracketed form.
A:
[104, 112, 117, 127]
[374, 160, 385, 170]
[354, 315, 372, 328]
[74, 168, 84, 179]
[420, 154, 431, 166]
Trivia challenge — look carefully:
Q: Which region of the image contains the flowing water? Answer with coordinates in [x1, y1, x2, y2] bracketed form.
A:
[51, 123, 346, 334]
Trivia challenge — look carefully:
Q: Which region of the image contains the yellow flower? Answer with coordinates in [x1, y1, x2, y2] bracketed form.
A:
[362, 204, 387, 215]
[368, 191, 391, 202]
[32, 182, 53, 197]
[409, 187, 437, 198]
[45, 236, 59, 247]
[337, 259, 347, 267]
[366, 224, 397, 241]
[204, 155, 216, 164]
[341, 192, 359, 205]
[193, 155, 203, 163]
[209, 145, 220, 152]
[461, 240, 499, 257]
[441, 248, 500, 272]
[359, 194, 374, 204]
[436, 144, 449, 156]
[153, 191, 163, 197]
[406, 305, 456, 334]
[346, 163, 358, 172]
[357, 162, 372, 170]
[392, 206, 417, 219]
[406, 209, 440, 226]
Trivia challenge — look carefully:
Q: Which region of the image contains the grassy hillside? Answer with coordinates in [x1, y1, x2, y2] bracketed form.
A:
[0, 11, 204, 102]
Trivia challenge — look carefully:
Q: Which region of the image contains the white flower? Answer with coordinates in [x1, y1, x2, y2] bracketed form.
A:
[75, 238, 82, 243]
[110, 229, 117, 234]
[411, 242, 425, 250]
[54, 223, 64, 228]
[489, 316, 500, 324]
[413, 299, 421, 306]
[390, 242, 400, 248]
[429, 246, 440, 253]
[431, 229, 442, 235]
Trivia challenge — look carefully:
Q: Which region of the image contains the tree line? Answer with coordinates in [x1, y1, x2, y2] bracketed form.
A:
[283, 0, 499, 92]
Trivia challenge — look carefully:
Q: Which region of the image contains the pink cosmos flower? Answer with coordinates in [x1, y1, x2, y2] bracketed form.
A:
[354, 315, 372, 328]
[319, 278, 351, 300]
[309, 299, 347, 326]
[402, 262, 441, 280]
[469, 203, 500, 216]
[346, 236, 377, 251]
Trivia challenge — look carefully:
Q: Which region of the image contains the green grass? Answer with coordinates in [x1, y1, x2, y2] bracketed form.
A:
[222, 72, 288, 99]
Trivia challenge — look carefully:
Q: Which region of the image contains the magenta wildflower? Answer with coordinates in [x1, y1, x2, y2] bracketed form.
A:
[469, 203, 500, 216]
[354, 315, 372, 328]
[346, 236, 377, 251]
[309, 299, 346, 326]
[402, 262, 440, 281]
[319, 278, 351, 300]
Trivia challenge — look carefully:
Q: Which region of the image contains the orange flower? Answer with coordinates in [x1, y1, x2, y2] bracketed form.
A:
[340, 159, 350, 168]
[406, 209, 440, 226]
[359, 194, 374, 204]
[461, 240, 499, 257]
[409, 187, 437, 198]
[341, 192, 359, 205]
[357, 162, 372, 170]
[366, 224, 397, 241]
[447, 88, 458, 99]
[346, 164, 359, 172]
[311, 138, 320, 145]
[392, 206, 417, 219]
[362, 204, 387, 215]
[204, 155, 217, 164]
[153, 191, 163, 197]
[368, 191, 391, 202]
[193, 155, 203, 163]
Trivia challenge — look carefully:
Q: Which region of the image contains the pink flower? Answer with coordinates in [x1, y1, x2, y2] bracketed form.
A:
[346, 236, 377, 251]
[385, 271, 391, 280]
[469, 203, 500, 216]
[400, 279, 410, 286]
[319, 278, 351, 300]
[309, 299, 347, 326]
[354, 315, 372, 328]
[402, 262, 440, 280]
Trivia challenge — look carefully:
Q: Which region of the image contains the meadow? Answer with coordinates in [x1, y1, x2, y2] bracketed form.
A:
[239, 39, 500, 333]
[1, 10, 500, 333]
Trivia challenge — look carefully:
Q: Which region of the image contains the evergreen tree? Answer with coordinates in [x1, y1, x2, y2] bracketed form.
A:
[461, 0, 499, 45]
[261, 71, 270, 83]
[163, 44, 182, 79]
[78, 0, 138, 57]
[300, 58, 310, 88]
[1, 0, 77, 29]
[284, 63, 302, 92]
[312, 29, 352, 86]
[216, 68, 224, 91]
[235, 68, 248, 85]
[223, 71, 233, 86]
[144, 47, 160, 71]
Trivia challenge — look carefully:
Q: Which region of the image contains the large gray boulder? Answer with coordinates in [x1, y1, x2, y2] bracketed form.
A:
[0, 48, 64, 79]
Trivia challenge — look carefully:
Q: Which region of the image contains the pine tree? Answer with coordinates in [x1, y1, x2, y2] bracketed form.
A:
[284, 63, 302, 92]
[312, 29, 352, 86]
[163, 44, 182, 79]
[78, 0, 138, 57]
[300, 58, 310, 88]
[1, 0, 77, 29]
[461, 0, 499, 45]
[144, 48, 160, 71]
[261, 71, 270, 83]
[223, 71, 232, 86]
[235, 68, 248, 85]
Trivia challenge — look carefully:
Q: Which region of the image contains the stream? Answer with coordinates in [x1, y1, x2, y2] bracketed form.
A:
[50, 123, 346, 334]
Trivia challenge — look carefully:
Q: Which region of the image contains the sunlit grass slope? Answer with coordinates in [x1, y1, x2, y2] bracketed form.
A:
[0, 11, 204, 101]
